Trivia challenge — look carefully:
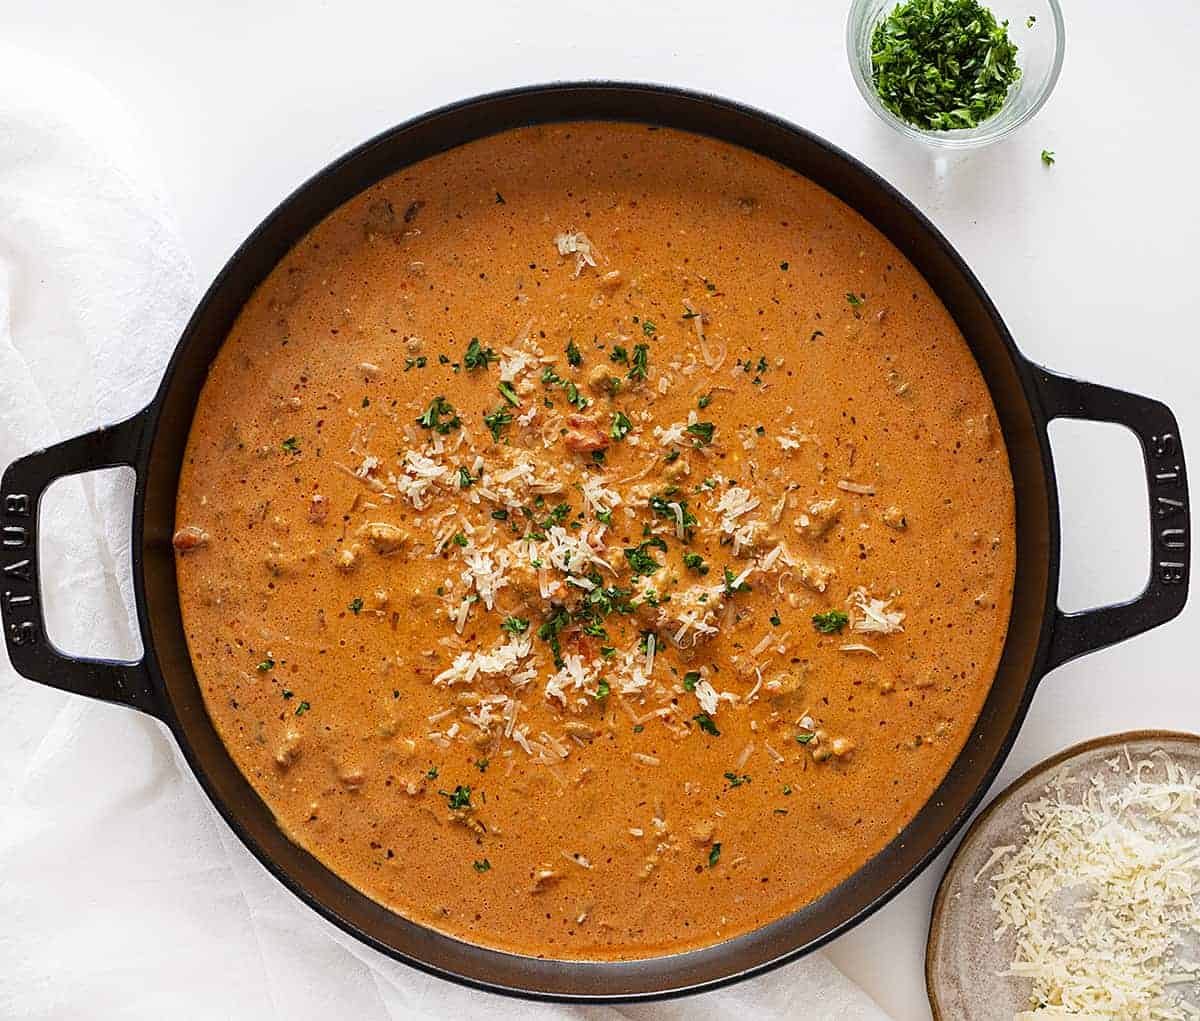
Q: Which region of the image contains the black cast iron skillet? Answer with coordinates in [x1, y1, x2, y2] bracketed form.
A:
[0, 83, 1191, 1001]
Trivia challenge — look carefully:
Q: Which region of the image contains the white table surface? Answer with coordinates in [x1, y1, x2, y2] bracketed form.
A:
[6, 1, 1198, 1017]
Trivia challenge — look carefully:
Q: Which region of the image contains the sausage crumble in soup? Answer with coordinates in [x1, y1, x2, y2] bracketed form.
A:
[174, 122, 1015, 959]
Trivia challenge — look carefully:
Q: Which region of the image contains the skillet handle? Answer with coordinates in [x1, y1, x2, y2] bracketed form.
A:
[0, 414, 158, 716]
[1035, 366, 1189, 671]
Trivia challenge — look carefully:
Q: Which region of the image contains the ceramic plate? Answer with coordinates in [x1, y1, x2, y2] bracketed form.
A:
[926, 729, 1200, 1019]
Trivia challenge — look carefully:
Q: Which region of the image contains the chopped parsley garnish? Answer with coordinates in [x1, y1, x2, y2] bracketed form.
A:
[584, 584, 635, 618]
[610, 345, 629, 365]
[281, 436, 300, 454]
[475, 758, 489, 772]
[483, 405, 513, 441]
[451, 532, 468, 547]
[708, 842, 722, 867]
[404, 356, 427, 371]
[724, 772, 751, 787]
[683, 671, 700, 692]
[594, 679, 611, 700]
[686, 421, 715, 446]
[870, 0, 1021, 131]
[295, 700, 311, 716]
[642, 320, 657, 336]
[783, 784, 793, 795]
[566, 339, 582, 366]
[416, 396, 461, 434]
[610, 410, 632, 441]
[440, 785, 472, 810]
[780, 261, 789, 271]
[537, 605, 571, 668]
[683, 551, 709, 575]
[595, 509, 613, 525]
[473, 858, 492, 873]
[723, 566, 751, 595]
[769, 611, 781, 627]
[1041, 148, 1055, 166]
[1025, 14, 1035, 27]
[628, 343, 649, 382]
[564, 381, 588, 409]
[458, 466, 477, 488]
[427, 765, 439, 779]
[796, 731, 816, 745]
[540, 502, 571, 529]
[491, 508, 509, 521]
[625, 537, 667, 577]
[361, 396, 370, 408]
[648, 493, 697, 538]
[501, 616, 529, 635]
[812, 609, 849, 633]
[846, 292, 862, 307]
[463, 337, 498, 370]
[697, 393, 712, 409]
[694, 713, 720, 736]
[582, 618, 609, 640]
[348, 597, 364, 614]
[681, 307, 701, 320]
[498, 381, 520, 406]
[256, 659, 274, 672]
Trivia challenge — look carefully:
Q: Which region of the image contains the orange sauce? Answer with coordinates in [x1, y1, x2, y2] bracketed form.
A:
[174, 122, 1014, 959]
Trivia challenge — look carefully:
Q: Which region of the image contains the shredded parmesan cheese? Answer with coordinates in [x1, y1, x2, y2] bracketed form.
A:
[554, 230, 599, 277]
[847, 587, 905, 635]
[982, 749, 1200, 1019]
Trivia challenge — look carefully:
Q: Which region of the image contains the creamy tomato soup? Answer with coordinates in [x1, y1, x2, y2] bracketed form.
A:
[174, 122, 1015, 959]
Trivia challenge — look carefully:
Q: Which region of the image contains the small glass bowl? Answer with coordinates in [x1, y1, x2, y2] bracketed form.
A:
[847, 0, 1065, 150]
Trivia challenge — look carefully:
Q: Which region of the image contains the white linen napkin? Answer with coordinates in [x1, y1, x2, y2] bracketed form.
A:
[0, 44, 893, 1021]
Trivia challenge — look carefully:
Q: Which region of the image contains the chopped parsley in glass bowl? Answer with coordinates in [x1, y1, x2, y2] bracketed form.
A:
[847, 0, 1064, 149]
